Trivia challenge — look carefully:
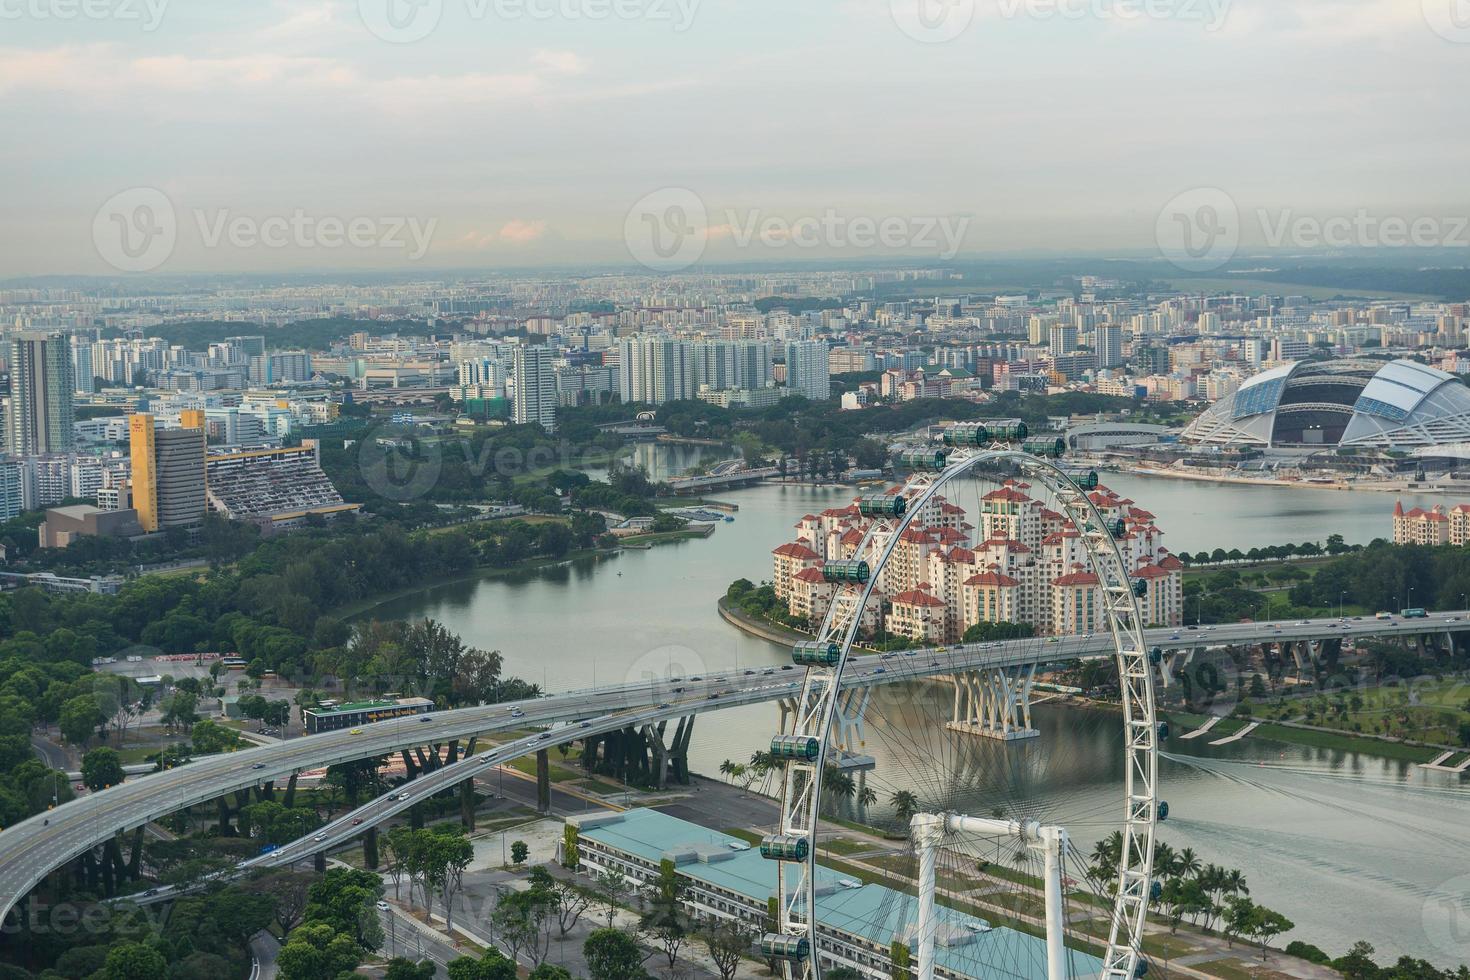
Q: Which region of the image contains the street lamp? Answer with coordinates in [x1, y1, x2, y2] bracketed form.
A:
[1339, 591, 1347, 620]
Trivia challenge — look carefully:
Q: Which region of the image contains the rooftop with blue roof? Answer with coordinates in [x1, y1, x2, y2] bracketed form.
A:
[568, 807, 1103, 980]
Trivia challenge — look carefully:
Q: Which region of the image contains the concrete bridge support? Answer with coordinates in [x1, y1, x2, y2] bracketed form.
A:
[831, 688, 874, 769]
[947, 664, 1039, 741]
[536, 750, 551, 814]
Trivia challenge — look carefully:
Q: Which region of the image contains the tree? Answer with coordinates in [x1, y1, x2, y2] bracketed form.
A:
[542, 869, 595, 936]
[1249, 906, 1294, 959]
[100, 942, 168, 980]
[447, 950, 518, 980]
[890, 789, 920, 826]
[303, 867, 385, 952]
[247, 869, 315, 934]
[510, 839, 529, 865]
[491, 886, 555, 966]
[640, 860, 690, 969]
[385, 959, 438, 980]
[585, 927, 648, 980]
[700, 918, 754, 980]
[81, 746, 126, 792]
[594, 868, 628, 927]
[59, 693, 104, 745]
[277, 922, 364, 980]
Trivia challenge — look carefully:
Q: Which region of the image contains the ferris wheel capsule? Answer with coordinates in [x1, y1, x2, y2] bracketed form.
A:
[942, 424, 990, 447]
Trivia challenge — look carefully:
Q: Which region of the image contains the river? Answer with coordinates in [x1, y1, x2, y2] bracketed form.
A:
[365, 445, 1470, 964]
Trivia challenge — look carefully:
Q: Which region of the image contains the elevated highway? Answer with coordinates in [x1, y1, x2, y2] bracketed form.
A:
[2, 609, 1465, 921]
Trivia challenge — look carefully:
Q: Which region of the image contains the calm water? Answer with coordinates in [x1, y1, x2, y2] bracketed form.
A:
[368, 450, 1470, 964]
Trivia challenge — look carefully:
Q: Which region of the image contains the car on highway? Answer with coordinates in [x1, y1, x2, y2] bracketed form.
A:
[706, 693, 719, 700]
[350, 728, 363, 735]
[251, 763, 265, 770]
[536, 732, 552, 741]
[580, 721, 592, 728]
[657, 702, 670, 709]
[781, 665, 794, 670]
[420, 715, 432, 723]
[510, 708, 524, 718]
[313, 833, 327, 842]
[352, 818, 363, 825]
[376, 901, 390, 911]
[396, 792, 411, 801]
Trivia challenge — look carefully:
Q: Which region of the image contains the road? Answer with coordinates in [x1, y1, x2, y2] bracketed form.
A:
[2, 608, 1463, 923]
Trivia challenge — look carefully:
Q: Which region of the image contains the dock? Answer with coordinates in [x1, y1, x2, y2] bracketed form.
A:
[1178, 716, 1222, 740]
[1420, 751, 1470, 773]
[1209, 721, 1260, 745]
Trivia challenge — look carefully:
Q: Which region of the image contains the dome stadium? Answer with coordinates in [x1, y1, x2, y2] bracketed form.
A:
[1182, 357, 1470, 450]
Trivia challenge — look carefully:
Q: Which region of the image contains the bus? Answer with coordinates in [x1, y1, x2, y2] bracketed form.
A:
[1400, 607, 1428, 619]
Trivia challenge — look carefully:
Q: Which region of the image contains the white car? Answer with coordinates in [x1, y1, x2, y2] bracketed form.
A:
[376, 901, 390, 911]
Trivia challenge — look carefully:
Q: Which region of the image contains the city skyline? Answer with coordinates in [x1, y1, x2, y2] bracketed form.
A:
[4, 0, 1469, 275]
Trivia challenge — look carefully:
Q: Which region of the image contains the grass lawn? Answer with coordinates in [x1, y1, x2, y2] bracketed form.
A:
[819, 838, 874, 856]
[506, 755, 584, 782]
[1168, 710, 1441, 762]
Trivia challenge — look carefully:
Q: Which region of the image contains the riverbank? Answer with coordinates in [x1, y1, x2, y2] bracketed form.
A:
[334, 548, 614, 621]
[717, 596, 809, 645]
[1167, 710, 1444, 763]
[1111, 463, 1470, 496]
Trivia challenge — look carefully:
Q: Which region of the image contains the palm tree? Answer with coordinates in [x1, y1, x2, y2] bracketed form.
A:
[1175, 846, 1202, 879]
[718, 759, 736, 782]
[1224, 869, 1249, 898]
[822, 767, 856, 808]
[857, 785, 877, 810]
[889, 790, 920, 826]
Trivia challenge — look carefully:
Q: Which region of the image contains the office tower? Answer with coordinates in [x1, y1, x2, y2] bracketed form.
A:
[71, 335, 95, 395]
[129, 411, 207, 532]
[513, 346, 557, 432]
[229, 336, 267, 359]
[1096, 324, 1124, 369]
[8, 331, 75, 456]
[784, 341, 831, 401]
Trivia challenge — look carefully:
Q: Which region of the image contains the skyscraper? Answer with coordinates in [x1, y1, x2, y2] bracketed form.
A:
[618, 337, 696, 405]
[784, 341, 831, 401]
[513, 346, 557, 432]
[1096, 324, 1124, 369]
[130, 411, 207, 532]
[7, 331, 75, 456]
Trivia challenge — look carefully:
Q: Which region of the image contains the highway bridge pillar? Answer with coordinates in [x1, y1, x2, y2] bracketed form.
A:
[642, 722, 671, 789]
[127, 827, 144, 881]
[284, 772, 299, 809]
[946, 665, 1039, 741]
[460, 778, 476, 832]
[670, 716, 695, 785]
[363, 828, 379, 870]
[536, 750, 552, 814]
[314, 851, 326, 873]
[832, 689, 875, 769]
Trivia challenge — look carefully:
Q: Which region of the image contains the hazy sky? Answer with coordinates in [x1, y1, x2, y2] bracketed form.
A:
[3, 0, 1468, 275]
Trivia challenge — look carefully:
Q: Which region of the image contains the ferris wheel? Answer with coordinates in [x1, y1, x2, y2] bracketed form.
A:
[761, 426, 1161, 980]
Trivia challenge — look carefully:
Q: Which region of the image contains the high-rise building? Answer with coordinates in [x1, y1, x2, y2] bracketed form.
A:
[129, 411, 207, 532]
[1047, 324, 1078, 357]
[513, 346, 557, 432]
[784, 341, 831, 401]
[1096, 324, 1124, 369]
[8, 332, 75, 456]
[619, 337, 697, 405]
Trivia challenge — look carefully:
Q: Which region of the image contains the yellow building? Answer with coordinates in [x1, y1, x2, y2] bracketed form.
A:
[129, 412, 207, 533]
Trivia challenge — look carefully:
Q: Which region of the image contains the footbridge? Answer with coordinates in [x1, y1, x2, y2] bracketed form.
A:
[2, 609, 1465, 922]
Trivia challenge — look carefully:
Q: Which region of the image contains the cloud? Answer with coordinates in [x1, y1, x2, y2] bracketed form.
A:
[498, 219, 549, 244]
[532, 50, 588, 75]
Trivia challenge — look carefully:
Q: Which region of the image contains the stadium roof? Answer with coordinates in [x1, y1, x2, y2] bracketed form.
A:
[1182, 358, 1470, 450]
